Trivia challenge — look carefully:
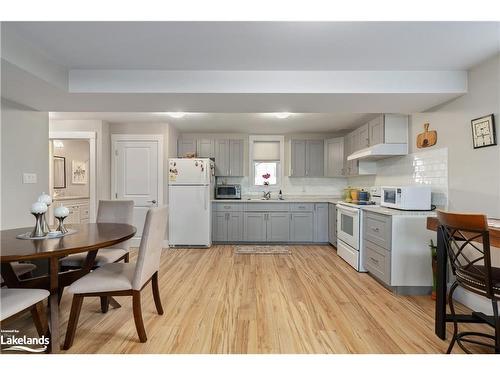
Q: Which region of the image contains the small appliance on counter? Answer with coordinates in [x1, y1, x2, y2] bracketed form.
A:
[215, 184, 241, 200]
[381, 185, 432, 211]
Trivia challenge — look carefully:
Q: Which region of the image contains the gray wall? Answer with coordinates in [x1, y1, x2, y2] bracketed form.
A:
[1, 99, 49, 229]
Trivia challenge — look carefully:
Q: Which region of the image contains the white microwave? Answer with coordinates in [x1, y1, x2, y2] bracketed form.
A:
[381, 186, 432, 210]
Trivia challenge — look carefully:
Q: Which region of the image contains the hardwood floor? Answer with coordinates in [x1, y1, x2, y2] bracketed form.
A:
[2, 245, 494, 353]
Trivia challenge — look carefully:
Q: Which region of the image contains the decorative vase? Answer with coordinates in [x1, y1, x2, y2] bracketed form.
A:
[30, 212, 47, 238]
[38, 192, 52, 233]
[55, 216, 68, 234]
[41, 213, 51, 233]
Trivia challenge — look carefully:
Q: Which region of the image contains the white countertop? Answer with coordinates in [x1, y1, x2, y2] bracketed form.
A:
[362, 206, 438, 217]
[53, 196, 90, 201]
[213, 196, 342, 204]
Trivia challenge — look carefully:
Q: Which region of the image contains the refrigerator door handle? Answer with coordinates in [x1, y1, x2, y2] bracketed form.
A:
[204, 189, 207, 211]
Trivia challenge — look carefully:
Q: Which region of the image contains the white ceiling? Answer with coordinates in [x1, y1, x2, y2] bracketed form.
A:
[7, 21, 500, 70]
[49, 112, 375, 134]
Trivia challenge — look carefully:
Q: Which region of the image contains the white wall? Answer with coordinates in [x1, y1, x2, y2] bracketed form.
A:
[1, 99, 49, 229]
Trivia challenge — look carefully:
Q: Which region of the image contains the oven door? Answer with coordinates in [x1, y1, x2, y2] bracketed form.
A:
[336, 205, 360, 250]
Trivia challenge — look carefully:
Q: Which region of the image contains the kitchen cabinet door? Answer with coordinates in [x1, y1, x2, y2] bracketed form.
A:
[267, 212, 290, 242]
[229, 140, 244, 176]
[369, 115, 384, 146]
[244, 212, 267, 242]
[357, 124, 370, 150]
[197, 139, 215, 158]
[314, 203, 329, 242]
[214, 139, 230, 176]
[290, 140, 306, 177]
[290, 212, 314, 242]
[306, 140, 324, 177]
[325, 137, 344, 177]
[328, 203, 337, 245]
[178, 139, 197, 158]
[227, 212, 244, 242]
[214, 212, 228, 242]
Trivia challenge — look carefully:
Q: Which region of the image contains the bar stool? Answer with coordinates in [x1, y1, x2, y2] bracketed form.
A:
[437, 210, 500, 354]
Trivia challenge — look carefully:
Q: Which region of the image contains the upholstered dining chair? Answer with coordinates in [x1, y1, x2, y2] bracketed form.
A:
[63, 206, 168, 350]
[1, 262, 37, 286]
[0, 288, 50, 339]
[437, 210, 500, 354]
[61, 200, 134, 269]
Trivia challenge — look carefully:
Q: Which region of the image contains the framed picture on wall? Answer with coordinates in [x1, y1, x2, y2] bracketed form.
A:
[471, 114, 496, 149]
[72, 160, 87, 184]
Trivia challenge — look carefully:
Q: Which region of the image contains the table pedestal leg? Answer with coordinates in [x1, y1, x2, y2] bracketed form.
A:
[48, 257, 60, 353]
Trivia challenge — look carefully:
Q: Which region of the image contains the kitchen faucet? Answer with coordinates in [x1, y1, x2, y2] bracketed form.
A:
[263, 191, 271, 200]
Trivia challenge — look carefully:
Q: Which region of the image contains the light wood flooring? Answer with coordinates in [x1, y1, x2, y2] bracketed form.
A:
[3, 245, 495, 353]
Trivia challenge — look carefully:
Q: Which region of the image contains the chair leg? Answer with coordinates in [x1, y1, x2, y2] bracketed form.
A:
[152, 271, 164, 315]
[30, 301, 48, 337]
[132, 291, 147, 342]
[493, 300, 499, 354]
[100, 296, 110, 313]
[124, 253, 130, 263]
[446, 282, 459, 354]
[63, 295, 84, 350]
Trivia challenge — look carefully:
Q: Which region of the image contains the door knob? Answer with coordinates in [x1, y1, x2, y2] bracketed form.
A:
[147, 200, 157, 204]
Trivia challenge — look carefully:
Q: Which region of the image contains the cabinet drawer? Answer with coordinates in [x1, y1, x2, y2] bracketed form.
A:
[364, 240, 391, 286]
[290, 203, 314, 212]
[215, 203, 244, 212]
[245, 203, 289, 212]
[80, 204, 90, 219]
[364, 211, 392, 250]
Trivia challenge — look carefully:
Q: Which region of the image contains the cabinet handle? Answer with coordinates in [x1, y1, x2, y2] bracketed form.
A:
[372, 227, 380, 232]
[224, 206, 231, 209]
[370, 257, 379, 264]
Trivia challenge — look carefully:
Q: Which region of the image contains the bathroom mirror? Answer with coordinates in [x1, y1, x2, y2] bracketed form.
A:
[53, 156, 66, 189]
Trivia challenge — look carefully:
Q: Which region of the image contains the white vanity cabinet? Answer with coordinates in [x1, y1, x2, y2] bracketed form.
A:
[52, 198, 90, 225]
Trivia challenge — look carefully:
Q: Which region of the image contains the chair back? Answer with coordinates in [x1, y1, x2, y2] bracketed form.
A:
[132, 206, 168, 290]
[97, 200, 134, 251]
[436, 210, 494, 298]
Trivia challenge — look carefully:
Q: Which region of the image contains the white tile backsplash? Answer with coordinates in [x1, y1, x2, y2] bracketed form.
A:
[349, 147, 449, 207]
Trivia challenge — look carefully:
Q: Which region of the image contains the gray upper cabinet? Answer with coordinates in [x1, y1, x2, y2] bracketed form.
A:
[325, 137, 344, 177]
[197, 139, 215, 158]
[314, 203, 329, 243]
[214, 139, 230, 176]
[244, 212, 267, 242]
[290, 212, 314, 242]
[345, 132, 359, 176]
[229, 140, 244, 177]
[178, 139, 197, 157]
[290, 140, 306, 177]
[369, 115, 384, 146]
[214, 139, 244, 177]
[267, 212, 290, 242]
[357, 124, 370, 150]
[306, 140, 324, 177]
[328, 203, 337, 245]
[290, 139, 324, 177]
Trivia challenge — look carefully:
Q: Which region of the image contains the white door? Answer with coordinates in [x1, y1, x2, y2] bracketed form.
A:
[113, 138, 162, 240]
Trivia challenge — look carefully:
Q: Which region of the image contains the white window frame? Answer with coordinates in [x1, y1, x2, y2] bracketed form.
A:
[248, 135, 285, 192]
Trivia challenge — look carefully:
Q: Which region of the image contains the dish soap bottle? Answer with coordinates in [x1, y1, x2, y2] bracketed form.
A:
[278, 189, 283, 200]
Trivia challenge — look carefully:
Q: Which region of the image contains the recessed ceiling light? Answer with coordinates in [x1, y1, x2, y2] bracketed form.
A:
[274, 112, 291, 119]
[166, 112, 186, 119]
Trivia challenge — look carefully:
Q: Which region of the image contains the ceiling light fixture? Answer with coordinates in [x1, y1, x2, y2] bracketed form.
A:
[274, 112, 291, 119]
[166, 112, 186, 119]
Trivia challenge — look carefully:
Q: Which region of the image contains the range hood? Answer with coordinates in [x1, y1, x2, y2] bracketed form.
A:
[347, 143, 408, 161]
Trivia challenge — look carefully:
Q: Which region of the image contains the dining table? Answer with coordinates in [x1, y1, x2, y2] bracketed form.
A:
[0, 223, 136, 353]
[426, 216, 500, 340]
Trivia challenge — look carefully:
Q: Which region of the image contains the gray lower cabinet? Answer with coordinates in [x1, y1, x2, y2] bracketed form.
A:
[328, 203, 337, 245]
[214, 211, 244, 242]
[290, 212, 314, 242]
[314, 203, 329, 242]
[267, 212, 290, 242]
[244, 212, 267, 241]
[364, 240, 391, 285]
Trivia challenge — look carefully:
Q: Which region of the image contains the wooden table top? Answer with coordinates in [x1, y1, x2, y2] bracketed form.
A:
[427, 216, 500, 248]
[0, 223, 136, 262]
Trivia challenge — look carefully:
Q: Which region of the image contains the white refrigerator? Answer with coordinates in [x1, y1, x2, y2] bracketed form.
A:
[168, 158, 214, 247]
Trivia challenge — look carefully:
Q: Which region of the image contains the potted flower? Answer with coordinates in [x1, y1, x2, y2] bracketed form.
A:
[429, 239, 438, 300]
[262, 173, 271, 186]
